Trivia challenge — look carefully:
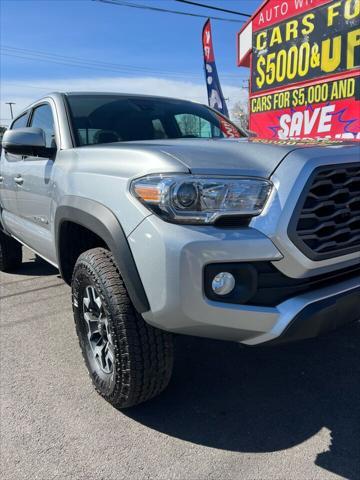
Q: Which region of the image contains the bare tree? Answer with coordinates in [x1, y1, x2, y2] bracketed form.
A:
[180, 114, 201, 136]
[230, 101, 249, 131]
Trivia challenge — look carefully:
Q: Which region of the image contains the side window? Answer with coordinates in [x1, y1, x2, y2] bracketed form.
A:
[11, 112, 28, 129]
[30, 104, 56, 148]
[152, 119, 168, 139]
[174, 113, 215, 138]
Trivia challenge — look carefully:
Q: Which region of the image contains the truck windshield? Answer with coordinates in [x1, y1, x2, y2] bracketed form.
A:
[66, 94, 245, 146]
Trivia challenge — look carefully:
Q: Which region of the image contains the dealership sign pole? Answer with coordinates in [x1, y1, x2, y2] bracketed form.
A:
[237, 0, 360, 140]
[202, 19, 230, 117]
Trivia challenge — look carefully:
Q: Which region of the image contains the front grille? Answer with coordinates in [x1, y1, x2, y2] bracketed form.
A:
[289, 163, 360, 260]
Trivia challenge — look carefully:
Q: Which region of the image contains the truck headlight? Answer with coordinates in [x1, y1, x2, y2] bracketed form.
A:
[131, 175, 272, 225]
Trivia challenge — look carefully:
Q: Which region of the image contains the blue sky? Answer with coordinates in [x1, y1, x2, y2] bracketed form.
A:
[0, 0, 262, 123]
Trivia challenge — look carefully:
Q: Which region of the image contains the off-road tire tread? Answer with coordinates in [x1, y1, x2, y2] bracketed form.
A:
[72, 247, 173, 408]
[0, 232, 22, 272]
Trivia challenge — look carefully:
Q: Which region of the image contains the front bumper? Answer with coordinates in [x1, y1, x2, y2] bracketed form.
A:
[262, 286, 360, 345]
[128, 215, 360, 345]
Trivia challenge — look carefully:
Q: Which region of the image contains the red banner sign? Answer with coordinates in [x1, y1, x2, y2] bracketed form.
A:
[238, 0, 360, 140]
[252, 0, 331, 31]
[250, 76, 360, 140]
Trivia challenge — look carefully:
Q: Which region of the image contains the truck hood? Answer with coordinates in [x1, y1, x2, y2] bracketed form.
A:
[84, 138, 358, 178]
[151, 138, 298, 177]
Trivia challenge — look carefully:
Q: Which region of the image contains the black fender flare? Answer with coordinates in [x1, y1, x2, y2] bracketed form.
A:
[55, 196, 150, 313]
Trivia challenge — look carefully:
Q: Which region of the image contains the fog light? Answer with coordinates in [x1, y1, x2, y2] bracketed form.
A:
[211, 272, 235, 296]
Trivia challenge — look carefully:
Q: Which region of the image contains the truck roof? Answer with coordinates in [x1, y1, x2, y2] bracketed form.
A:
[63, 91, 199, 103]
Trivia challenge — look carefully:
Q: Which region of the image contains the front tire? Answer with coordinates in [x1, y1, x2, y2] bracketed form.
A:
[0, 231, 22, 272]
[71, 247, 174, 409]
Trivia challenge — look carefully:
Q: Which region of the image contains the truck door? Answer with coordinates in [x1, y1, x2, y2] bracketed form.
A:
[14, 102, 57, 263]
[0, 111, 29, 231]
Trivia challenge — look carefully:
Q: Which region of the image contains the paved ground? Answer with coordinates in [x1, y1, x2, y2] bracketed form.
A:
[0, 249, 359, 480]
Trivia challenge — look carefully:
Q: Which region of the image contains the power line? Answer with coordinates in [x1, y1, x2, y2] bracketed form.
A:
[175, 0, 251, 17]
[4, 44, 214, 77]
[1, 46, 243, 80]
[1, 52, 242, 81]
[1, 49, 204, 79]
[92, 0, 244, 23]
[3, 45, 189, 73]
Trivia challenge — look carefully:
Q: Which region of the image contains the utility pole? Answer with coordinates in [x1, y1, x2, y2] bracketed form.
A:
[5, 102, 15, 119]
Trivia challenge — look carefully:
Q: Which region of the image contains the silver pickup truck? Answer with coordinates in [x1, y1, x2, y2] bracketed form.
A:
[1, 92, 359, 408]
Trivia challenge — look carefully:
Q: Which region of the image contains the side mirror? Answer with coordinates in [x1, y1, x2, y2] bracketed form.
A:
[2, 127, 56, 158]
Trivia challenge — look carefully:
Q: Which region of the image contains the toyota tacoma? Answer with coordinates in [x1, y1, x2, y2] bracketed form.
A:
[1, 92, 359, 408]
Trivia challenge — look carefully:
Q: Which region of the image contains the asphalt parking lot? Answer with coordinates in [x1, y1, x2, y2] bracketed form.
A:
[1, 248, 359, 480]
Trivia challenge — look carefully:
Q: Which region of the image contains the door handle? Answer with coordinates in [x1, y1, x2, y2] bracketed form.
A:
[0, 176, 3, 183]
[14, 175, 24, 186]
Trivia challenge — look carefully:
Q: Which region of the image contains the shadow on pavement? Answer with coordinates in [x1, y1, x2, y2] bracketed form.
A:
[6, 255, 59, 278]
[13, 252, 359, 477]
[126, 323, 360, 479]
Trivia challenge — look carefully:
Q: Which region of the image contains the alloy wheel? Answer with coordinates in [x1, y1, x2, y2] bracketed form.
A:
[82, 285, 114, 374]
